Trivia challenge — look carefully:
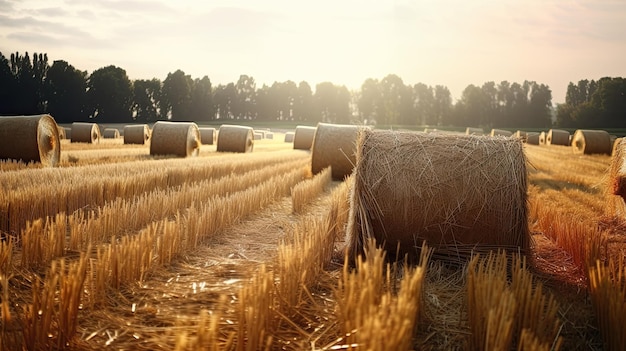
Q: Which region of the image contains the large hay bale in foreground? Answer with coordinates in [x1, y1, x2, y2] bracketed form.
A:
[466, 127, 483, 135]
[199, 127, 216, 145]
[284, 132, 295, 143]
[293, 125, 317, 150]
[609, 138, 626, 209]
[103, 128, 120, 139]
[0, 114, 61, 167]
[216, 125, 254, 153]
[346, 129, 529, 262]
[150, 121, 200, 157]
[546, 129, 570, 146]
[311, 123, 365, 180]
[571, 129, 612, 155]
[526, 133, 540, 145]
[612, 137, 623, 156]
[124, 124, 150, 144]
[490, 129, 512, 137]
[71, 122, 100, 143]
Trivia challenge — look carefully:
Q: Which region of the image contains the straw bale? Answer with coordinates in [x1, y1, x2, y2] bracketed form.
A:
[71, 122, 101, 143]
[216, 125, 254, 153]
[57, 125, 66, 139]
[103, 128, 120, 138]
[466, 127, 484, 135]
[150, 121, 201, 157]
[571, 129, 612, 155]
[546, 129, 570, 146]
[526, 133, 540, 145]
[123, 124, 150, 144]
[199, 127, 216, 145]
[612, 137, 623, 156]
[265, 132, 274, 139]
[284, 132, 295, 143]
[539, 131, 546, 145]
[63, 127, 71, 140]
[490, 129, 512, 137]
[254, 131, 264, 140]
[293, 125, 317, 150]
[311, 123, 366, 180]
[609, 138, 626, 200]
[0, 114, 61, 167]
[346, 129, 529, 262]
[514, 130, 527, 142]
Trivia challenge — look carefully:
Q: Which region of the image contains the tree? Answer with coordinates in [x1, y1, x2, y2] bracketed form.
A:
[7, 51, 48, 114]
[378, 74, 406, 125]
[161, 69, 193, 121]
[456, 84, 488, 127]
[87, 65, 133, 122]
[213, 83, 236, 120]
[358, 78, 381, 124]
[293, 81, 314, 122]
[526, 81, 552, 128]
[413, 83, 434, 125]
[46, 60, 88, 123]
[0, 52, 17, 114]
[234, 74, 256, 120]
[189, 76, 214, 121]
[133, 78, 161, 123]
[314, 82, 350, 124]
[433, 85, 453, 126]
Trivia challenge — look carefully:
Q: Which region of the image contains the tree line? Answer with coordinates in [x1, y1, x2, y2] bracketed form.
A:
[1, 51, 624, 128]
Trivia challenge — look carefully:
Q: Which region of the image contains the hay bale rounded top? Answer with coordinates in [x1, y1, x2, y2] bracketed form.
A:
[571, 129, 612, 155]
[71, 122, 101, 143]
[525, 133, 540, 145]
[293, 125, 317, 150]
[346, 129, 529, 262]
[311, 123, 368, 180]
[150, 121, 201, 157]
[0, 114, 61, 167]
[539, 131, 546, 145]
[546, 129, 570, 146]
[284, 131, 295, 143]
[199, 127, 216, 145]
[216, 125, 254, 153]
[490, 129, 512, 137]
[466, 127, 484, 135]
[103, 128, 120, 138]
[124, 124, 150, 144]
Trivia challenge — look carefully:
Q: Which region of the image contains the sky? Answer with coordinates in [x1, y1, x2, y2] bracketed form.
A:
[1, 0, 625, 105]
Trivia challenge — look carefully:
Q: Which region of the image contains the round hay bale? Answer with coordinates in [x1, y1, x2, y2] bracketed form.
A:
[0, 114, 61, 167]
[71, 122, 101, 143]
[199, 127, 216, 145]
[539, 131, 546, 145]
[311, 123, 366, 180]
[293, 125, 317, 150]
[514, 130, 528, 142]
[253, 131, 264, 140]
[124, 124, 150, 144]
[612, 137, 623, 156]
[609, 138, 626, 199]
[150, 121, 201, 157]
[571, 129, 612, 155]
[57, 125, 66, 140]
[216, 125, 254, 153]
[526, 133, 540, 145]
[466, 127, 484, 135]
[546, 129, 570, 146]
[284, 132, 295, 143]
[490, 129, 512, 137]
[346, 129, 529, 262]
[265, 132, 274, 139]
[103, 128, 120, 139]
[63, 127, 71, 140]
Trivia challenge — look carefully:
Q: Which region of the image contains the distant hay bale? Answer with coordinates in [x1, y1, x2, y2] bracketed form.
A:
[526, 133, 540, 145]
[311, 123, 366, 180]
[293, 126, 317, 150]
[57, 125, 66, 139]
[265, 132, 274, 139]
[103, 128, 120, 139]
[546, 129, 570, 146]
[490, 129, 512, 137]
[539, 132, 546, 145]
[466, 127, 484, 135]
[199, 127, 216, 145]
[123, 124, 150, 144]
[150, 121, 201, 157]
[254, 131, 264, 140]
[284, 132, 295, 143]
[571, 129, 612, 155]
[346, 129, 529, 262]
[216, 125, 254, 153]
[424, 128, 438, 133]
[71, 122, 101, 144]
[64, 127, 71, 140]
[514, 130, 528, 142]
[0, 114, 61, 167]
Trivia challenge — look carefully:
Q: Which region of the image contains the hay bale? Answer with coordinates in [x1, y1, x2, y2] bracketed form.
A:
[539, 131, 546, 145]
[346, 129, 529, 262]
[63, 127, 71, 140]
[609, 138, 626, 201]
[254, 131, 264, 140]
[71, 122, 101, 143]
[265, 132, 274, 139]
[150, 121, 200, 157]
[546, 129, 569, 146]
[311, 123, 366, 180]
[199, 127, 216, 145]
[123, 124, 150, 144]
[490, 129, 512, 137]
[571, 129, 612, 155]
[0, 114, 61, 167]
[216, 125, 254, 153]
[57, 125, 66, 140]
[103, 128, 120, 139]
[284, 132, 295, 143]
[466, 127, 484, 135]
[514, 130, 528, 142]
[612, 137, 623, 156]
[293, 125, 317, 150]
[526, 133, 540, 145]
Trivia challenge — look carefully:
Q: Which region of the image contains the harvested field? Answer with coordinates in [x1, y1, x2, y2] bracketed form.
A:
[0, 133, 625, 350]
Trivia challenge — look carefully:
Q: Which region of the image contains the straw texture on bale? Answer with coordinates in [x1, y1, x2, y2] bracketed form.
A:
[293, 125, 317, 150]
[609, 138, 626, 201]
[490, 129, 513, 137]
[571, 129, 612, 155]
[199, 127, 216, 145]
[0, 114, 61, 167]
[613, 137, 623, 156]
[216, 125, 254, 153]
[123, 124, 150, 144]
[311, 123, 366, 180]
[466, 127, 484, 135]
[284, 132, 295, 143]
[71, 122, 100, 143]
[539, 132, 546, 145]
[346, 129, 529, 261]
[103, 128, 120, 139]
[150, 121, 201, 157]
[546, 129, 570, 146]
[254, 131, 264, 140]
[526, 133, 540, 145]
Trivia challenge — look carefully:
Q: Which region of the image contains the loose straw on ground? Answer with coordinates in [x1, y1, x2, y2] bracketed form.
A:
[150, 121, 201, 157]
[0, 114, 61, 167]
[71, 122, 101, 144]
[216, 125, 254, 153]
[123, 124, 150, 144]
